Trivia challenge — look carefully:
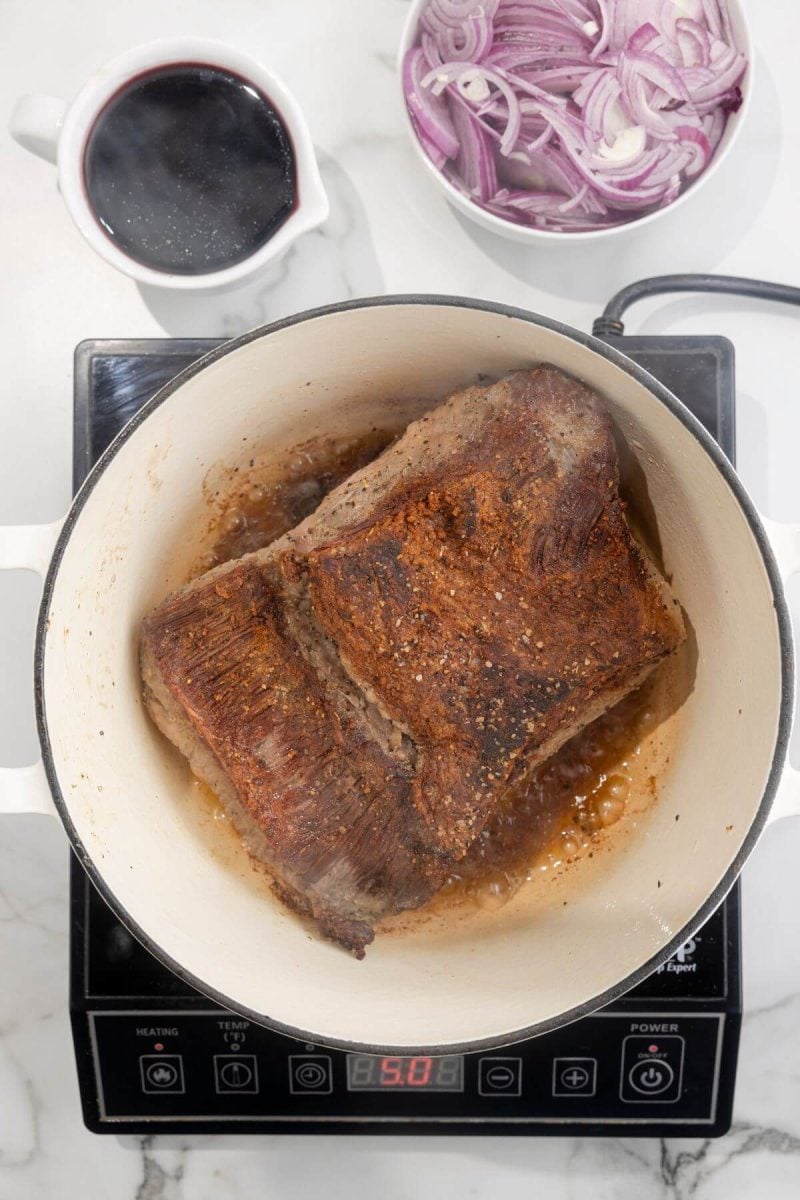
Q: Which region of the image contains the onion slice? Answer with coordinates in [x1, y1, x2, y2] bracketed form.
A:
[450, 93, 499, 201]
[404, 47, 460, 161]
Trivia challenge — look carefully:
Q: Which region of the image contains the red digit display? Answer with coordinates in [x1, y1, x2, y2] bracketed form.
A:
[347, 1054, 464, 1092]
[407, 1057, 433, 1086]
[380, 1057, 405, 1086]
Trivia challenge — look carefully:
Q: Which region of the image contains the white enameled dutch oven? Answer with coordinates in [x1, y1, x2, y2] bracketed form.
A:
[1, 297, 799, 1053]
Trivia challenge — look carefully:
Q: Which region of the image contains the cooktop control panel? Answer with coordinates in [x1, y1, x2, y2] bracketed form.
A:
[86, 1010, 725, 1129]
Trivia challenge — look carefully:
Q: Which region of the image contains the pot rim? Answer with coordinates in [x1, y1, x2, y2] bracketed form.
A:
[34, 294, 795, 1054]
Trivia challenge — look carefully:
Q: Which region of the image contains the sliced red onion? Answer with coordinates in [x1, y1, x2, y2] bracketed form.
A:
[626, 50, 691, 100]
[717, 0, 734, 42]
[675, 18, 711, 67]
[492, 66, 571, 113]
[701, 0, 724, 40]
[445, 0, 499, 13]
[558, 181, 591, 211]
[590, 0, 612, 58]
[438, 12, 495, 61]
[490, 36, 591, 59]
[618, 58, 674, 136]
[488, 192, 616, 230]
[514, 64, 598, 91]
[404, 47, 460, 160]
[626, 141, 691, 186]
[404, 0, 747, 232]
[660, 0, 704, 33]
[497, 143, 590, 204]
[672, 122, 712, 176]
[594, 125, 648, 167]
[448, 94, 499, 200]
[551, 0, 598, 21]
[422, 0, 499, 32]
[496, 183, 606, 217]
[422, 7, 467, 35]
[702, 105, 726, 149]
[424, 61, 523, 155]
[533, 107, 671, 205]
[421, 31, 444, 69]
[626, 22, 662, 54]
[688, 49, 746, 102]
[498, 189, 572, 212]
[494, 4, 589, 46]
[572, 66, 607, 107]
[417, 133, 449, 170]
[579, 71, 627, 140]
[607, 0, 661, 50]
[527, 121, 555, 151]
[721, 85, 743, 114]
[547, 0, 599, 36]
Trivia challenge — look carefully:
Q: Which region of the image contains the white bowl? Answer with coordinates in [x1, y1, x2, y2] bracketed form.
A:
[10, 38, 330, 291]
[398, 0, 753, 244]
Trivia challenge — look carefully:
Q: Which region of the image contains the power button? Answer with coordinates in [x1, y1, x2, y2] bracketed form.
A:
[628, 1059, 675, 1095]
[620, 1036, 684, 1104]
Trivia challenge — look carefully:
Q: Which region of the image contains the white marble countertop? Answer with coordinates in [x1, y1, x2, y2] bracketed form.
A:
[2, 0, 800, 1195]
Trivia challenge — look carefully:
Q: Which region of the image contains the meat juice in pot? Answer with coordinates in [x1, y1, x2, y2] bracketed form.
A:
[176, 430, 681, 923]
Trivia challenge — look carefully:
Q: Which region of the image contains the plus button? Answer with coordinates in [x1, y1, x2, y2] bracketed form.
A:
[552, 1057, 597, 1097]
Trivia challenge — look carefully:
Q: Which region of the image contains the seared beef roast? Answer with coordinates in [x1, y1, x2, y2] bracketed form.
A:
[141, 367, 685, 957]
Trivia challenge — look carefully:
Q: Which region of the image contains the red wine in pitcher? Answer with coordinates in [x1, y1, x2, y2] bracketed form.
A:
[83, 64, 297, 275]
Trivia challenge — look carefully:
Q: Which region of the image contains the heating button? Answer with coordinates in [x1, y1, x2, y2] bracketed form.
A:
[139, 1054, 185, 1094]
[620, 1036, 684, 1103]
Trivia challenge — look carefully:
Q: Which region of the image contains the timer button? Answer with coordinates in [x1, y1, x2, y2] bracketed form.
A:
[478, 1057, 522, 1097]
[289, 1054, 333, 1095]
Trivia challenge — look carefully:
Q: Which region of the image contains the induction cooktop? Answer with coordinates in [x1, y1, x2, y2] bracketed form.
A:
[69, 330, 741, 1136]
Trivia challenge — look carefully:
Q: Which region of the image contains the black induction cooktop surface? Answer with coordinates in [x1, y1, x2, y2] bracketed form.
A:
[69, 334, 741, 1136]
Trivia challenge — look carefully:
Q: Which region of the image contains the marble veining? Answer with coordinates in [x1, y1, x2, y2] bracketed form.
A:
[1, 0, 800, 1193]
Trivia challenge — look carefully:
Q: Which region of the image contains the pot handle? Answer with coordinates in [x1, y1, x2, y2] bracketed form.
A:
[0, 521, 64, 817]
[762, 518, 800, 823]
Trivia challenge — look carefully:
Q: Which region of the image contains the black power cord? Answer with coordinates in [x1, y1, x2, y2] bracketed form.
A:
[592, 274, 800, 338]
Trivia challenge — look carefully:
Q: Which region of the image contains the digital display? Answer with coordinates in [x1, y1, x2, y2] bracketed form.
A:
[346, 1055, 464, 1092]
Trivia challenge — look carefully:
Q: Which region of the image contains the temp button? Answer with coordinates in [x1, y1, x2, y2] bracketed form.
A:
[620, 1035, 684, 1104]
[214, 1054, 259, 1094]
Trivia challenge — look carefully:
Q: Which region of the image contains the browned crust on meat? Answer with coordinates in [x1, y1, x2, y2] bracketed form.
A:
[141, 366, 685, 956]
[141, 559, 440, 958]
[306, 369, 683, 854]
